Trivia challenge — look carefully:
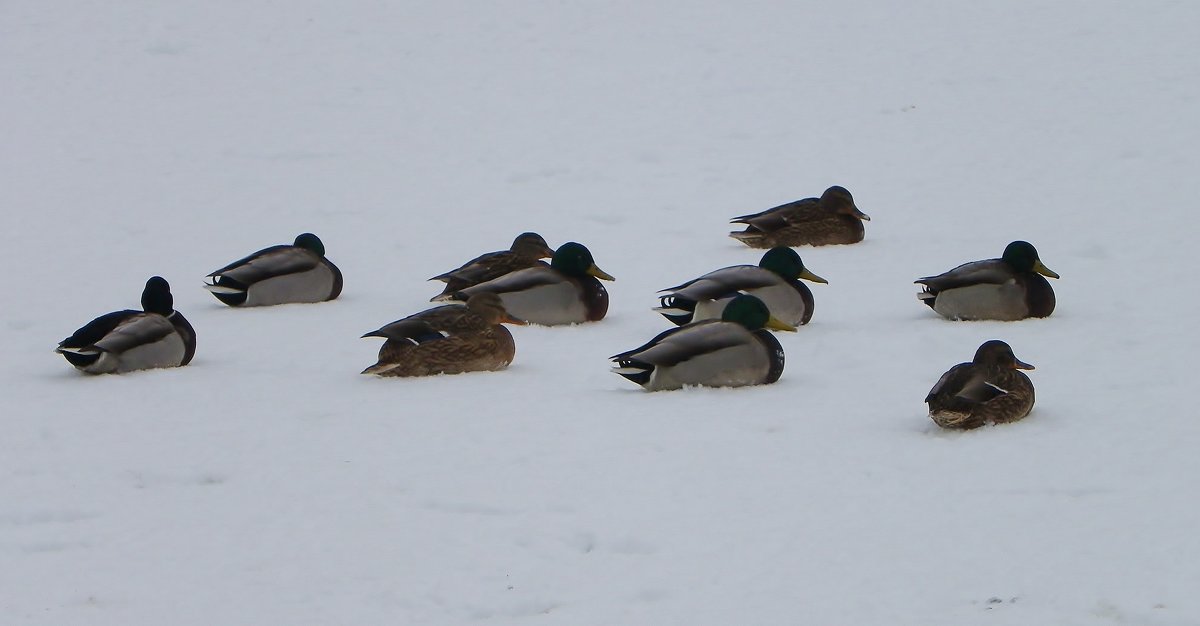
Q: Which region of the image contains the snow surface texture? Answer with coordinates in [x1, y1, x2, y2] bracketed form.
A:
[2, 1, 1197, 624]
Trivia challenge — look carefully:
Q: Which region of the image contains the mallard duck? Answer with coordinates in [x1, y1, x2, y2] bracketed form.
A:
[611, 294, 796, 391]
[430, 232, 555, 298]
[434, 242, 614, 326]
[730, 185, 870, 248]
[654, 247, 827, 327]
[916, 241, 1059, 321]
[56, 276, 197, 374]
[360, 293, 523, 377]
[204, 233, 343, 306]
[926, 340, 1036, 429]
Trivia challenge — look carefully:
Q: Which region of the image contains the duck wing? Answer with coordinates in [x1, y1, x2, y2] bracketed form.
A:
[438, 259, 551, 294]
[610, 326, 688, 362]
[617, 321, 749, 368]
[925, 362, 973, 403]
[363, 305, 476, 342]
[663, 266, 779, 301]
[429, 249, 509, 282]
[955, 373, 1010, 404]
[452, 265, 566, 298]
[207, 245, 319, 283]
[730, 197, 820, 229]
[58, 310, 140, 352]
[91, 314, 176, 355]
[916, 259, 1013, 292]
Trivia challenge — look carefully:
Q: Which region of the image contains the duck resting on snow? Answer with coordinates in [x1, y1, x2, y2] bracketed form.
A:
[925, 340, 1036, 429]
[612, 294, 795, 391]
[56, 276, 197, 374]
[729, 185, 870, 248]
[434, 242, 614, 326]
[654, 246, 827, 327]
[204, 233, 343, 306]
[361, 293, 524, 377]
[916, 240, 1059, 321]
[429, 232, 555, 299]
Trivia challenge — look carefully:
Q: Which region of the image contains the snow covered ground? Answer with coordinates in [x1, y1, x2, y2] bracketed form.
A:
[3, 1, 1198, 623]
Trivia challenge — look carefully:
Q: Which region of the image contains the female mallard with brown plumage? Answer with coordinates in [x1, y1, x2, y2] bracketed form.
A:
[430, 232, 555, 298]
[360, 293, 523, 377]
[925, 340, 1036, 429]
[916, 240, 1059, 321]
[729, 186, 870, 248]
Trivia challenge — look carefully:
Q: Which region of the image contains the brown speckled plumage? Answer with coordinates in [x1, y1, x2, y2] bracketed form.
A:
[430, 232, 554, 298]
[361, 293, 521, 377]
[730, 186, 870, 248]
[926, 340, 1036, 429]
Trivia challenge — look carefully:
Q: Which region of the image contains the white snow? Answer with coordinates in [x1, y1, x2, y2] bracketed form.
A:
[3, 1, 1198, 624]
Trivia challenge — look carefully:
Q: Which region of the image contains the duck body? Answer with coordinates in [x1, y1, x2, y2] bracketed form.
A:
[435, 242, 613, 326]
[612, 294, 793, 391]
[730, 186, 870, 248]
[658, 265, 815, 327]
[926, 340, 1036, 429]
[361, 293, 520, 377]
[655, 247, 826, 327]
[430, 232, 554, 297]
[205, 233, 342, 306]
[363, 326, 516, 377]
[916, 241, 1059, 321]
[57, 277, 196, 374]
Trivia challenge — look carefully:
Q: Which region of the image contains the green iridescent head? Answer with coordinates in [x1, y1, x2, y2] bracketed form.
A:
[1001, 241, 1058, 278]
[722, 294, 797, 332]
[551, 242, 615, 280]
[759, 247, 828, 284]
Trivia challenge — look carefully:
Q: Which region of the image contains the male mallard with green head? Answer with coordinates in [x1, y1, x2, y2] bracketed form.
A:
[612, 294, 795, 391]
[926, 340, 1036, 429]
[916, 240, 1059, 321]
[730, 186, 870, 248]
[56, 276, 197, 374]
[361, 293, 524, 377]
[204, 233, 343, 306]
[655, 247, 827, 327]
[435, 242, 614, 326]
[430, 232, 555, 298]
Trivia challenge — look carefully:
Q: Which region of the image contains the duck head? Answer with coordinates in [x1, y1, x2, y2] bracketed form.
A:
[821, 185, 870, 221]
[141, 276, 175, 315]
[511, 232, 555, 259]
[759, 247, 828, 284]
[973, 340, 1034, 370]
[293, 232, 326, 256]
[551, 242, 615, 281]
[1002, 241, 1059, 279]
[723, 294, 797, 332]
